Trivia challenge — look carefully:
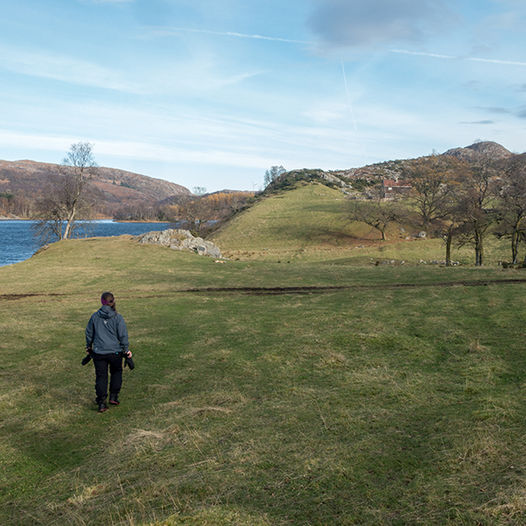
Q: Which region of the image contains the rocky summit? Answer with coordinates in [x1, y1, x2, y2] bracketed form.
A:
[136, 229, 222, 259]
[444, 141, 514, 161]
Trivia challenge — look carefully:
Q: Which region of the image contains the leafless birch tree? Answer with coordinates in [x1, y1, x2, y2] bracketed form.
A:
[33, 142, 97, 243]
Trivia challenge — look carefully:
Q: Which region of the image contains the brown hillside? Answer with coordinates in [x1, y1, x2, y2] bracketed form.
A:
[329, 141, 521, 184]
[0, 159, 190, 216]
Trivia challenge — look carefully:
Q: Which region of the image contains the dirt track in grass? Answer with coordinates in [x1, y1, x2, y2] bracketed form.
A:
[2, 278, 526, 300]
[178, 278, 526, 295]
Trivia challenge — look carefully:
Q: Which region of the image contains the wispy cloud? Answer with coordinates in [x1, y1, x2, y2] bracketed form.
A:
[390, 48, 526, 67]
[475, 106, 512, 114]
[474, 105, 526, 120]
[147, 27, 312, 45]
[0, 44, 260, 96]
[0, 45, 144, 93]
[86, 0, 134, 4]
[460, 120, 495, 125]
[0, 129, 274, 169]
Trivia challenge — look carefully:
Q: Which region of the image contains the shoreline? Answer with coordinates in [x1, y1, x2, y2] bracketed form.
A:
[0, 217, 171, 223]
[112, 220, 172, 223]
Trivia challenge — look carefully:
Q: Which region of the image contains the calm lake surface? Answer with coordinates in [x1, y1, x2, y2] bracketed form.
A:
[0, 220, 171, 267]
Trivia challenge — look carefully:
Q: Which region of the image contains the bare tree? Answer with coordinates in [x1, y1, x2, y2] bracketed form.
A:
[438, 194, 466, 267]
[494, 158, 526, 263]
[406, 156, 467, 231]
[192, 186, 207, 196]
[264, 165, 286, 187]
[456, 158, 497, 266]
[348, 199, 405, 241]
[406, 158, 470, 266]
[33, 142, 97, 243]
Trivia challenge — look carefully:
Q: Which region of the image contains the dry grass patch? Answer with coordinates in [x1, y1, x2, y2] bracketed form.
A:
[67, 483, 109, 506]
[153, 506, 272, 525]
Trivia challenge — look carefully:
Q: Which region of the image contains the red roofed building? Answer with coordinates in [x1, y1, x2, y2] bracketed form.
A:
[382, 179, 412, 199]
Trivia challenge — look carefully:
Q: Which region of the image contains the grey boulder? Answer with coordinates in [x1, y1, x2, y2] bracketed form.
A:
[136, 229, 222, 258]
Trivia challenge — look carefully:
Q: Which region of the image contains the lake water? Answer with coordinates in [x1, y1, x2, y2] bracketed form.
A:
[0, 220, 172, 267]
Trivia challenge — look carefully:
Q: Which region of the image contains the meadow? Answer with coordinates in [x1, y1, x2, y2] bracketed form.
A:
[1, 231, 526, 525]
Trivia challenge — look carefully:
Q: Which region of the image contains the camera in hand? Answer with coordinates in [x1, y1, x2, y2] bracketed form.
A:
[81, 349, 134, 369]
[124, 353, 135, 370]
[82, 350, 93, 365]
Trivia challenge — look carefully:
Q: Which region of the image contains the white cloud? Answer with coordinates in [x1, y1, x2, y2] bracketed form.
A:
[0, 45, 144, 93]
[0, 43, 262, 96]
[0, 129, 287, 170]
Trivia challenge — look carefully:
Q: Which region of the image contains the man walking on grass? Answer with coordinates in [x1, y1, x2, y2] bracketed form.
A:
[85, 292, 132, 413]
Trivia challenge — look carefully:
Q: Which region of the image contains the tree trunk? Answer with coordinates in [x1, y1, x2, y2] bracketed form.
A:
[445, 227, 453, 267]
[63, 204, 77, 240]
[512, 228, 520, 265]
[511, 216, 522, 265]
[475, 230, 483, 266]
[380, 229, 386, 241]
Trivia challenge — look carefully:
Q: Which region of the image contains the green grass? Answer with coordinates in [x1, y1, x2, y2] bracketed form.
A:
[2, 237, 526, 524]
[211, 183, 372, 257]
[211, 183, 514, 265]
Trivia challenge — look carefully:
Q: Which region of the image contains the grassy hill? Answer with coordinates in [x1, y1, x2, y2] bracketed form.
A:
[211, 182, 511, 265]
[211, 183, 383, 258]
[2, 238, 526, 524]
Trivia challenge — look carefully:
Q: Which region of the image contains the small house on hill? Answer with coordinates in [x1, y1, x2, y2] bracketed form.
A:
[382, 179, 412, 199]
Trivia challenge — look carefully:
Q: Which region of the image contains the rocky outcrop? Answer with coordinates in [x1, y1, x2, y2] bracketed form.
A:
[444, 141, 513, 161]
[136, 229, 222, 258]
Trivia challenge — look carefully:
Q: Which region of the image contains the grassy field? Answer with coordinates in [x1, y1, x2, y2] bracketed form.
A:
[211, 183, 512, 265]
[1, 235, 526, 525]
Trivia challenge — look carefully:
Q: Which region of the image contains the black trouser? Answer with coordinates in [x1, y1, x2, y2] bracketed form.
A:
[93, 353, 123, 404]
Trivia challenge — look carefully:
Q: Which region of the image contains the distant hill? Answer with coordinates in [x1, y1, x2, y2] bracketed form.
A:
[0, 159, 190, 217]
[329, 141, 521, 185]
[328, 141, 522, 186]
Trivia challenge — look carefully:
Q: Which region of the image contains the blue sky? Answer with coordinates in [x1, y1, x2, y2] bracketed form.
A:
[1, 0, 525, 192]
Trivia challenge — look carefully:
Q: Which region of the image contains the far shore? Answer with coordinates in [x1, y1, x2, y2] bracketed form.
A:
[0, 216, 171, 223]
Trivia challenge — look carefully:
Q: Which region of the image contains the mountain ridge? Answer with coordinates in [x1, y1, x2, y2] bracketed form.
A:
[326, 141, 522, 184]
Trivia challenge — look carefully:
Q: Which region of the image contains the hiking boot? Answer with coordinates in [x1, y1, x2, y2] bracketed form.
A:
[109, 393, 120, 406]
[98, 403, 108, 413]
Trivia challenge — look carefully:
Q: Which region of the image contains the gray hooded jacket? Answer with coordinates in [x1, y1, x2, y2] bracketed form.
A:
[86, 305, 129, 355]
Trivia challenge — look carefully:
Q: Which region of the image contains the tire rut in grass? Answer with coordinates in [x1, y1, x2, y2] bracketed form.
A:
[172, 278, 526, 296]
[2, 279, 526, 301]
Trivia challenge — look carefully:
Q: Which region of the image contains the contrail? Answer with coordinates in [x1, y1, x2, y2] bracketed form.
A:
[390, 49, 455, 60]
[468, 57, 526, 67]
[390, 48, 526, 67]
[340, 60, 358, 132]
[152, 27, 312, 45]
